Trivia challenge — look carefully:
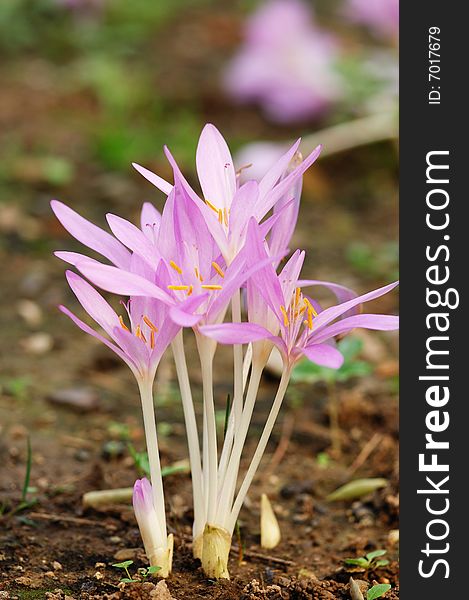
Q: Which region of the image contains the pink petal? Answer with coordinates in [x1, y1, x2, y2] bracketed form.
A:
[258, 138, 301, 198]
[51, 200, 130, 269]
[59, 305, 137, 372]
[132, 163, 173, 195]
[196, 124, 237, 210]
[301, 343, 344, 368]
[76, 260, 173, 304]
[140, 202, 162, 240]
[106, 213, 159, 268]
[310, 314, 399, 345]
[254, 144, 322, 220]
[65, 271, 120, 339]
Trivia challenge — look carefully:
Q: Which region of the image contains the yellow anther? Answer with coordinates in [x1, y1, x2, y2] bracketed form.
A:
[201, 284, 223, 290]
[211, 261, 225, 278]
[306, 309, 313, 330]
[303, 297, 318, 317]
[205, 199, 219, 213]
[195, 267, 204, 282]
[280, 305, 290, 327]
[143, 316, 158, 332]
[187, 285, 193, 296]
[168, 285, 190, 291]
[169, 260, 182, 274]
[295, 287, 301, 306]
[218, 209, 223, 224]
[223, 207, 229, 227]
[119, 316, 129, 331]
[136, 325, 147, 343]
[150, 330, 155, 349]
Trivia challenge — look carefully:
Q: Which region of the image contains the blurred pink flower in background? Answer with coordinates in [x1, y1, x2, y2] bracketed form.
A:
[223, 0, 342, 124]
[344, 0, 399, 40]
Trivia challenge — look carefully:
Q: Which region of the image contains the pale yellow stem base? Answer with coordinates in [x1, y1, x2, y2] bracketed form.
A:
[193, 533, 204, 560]
[148, 534, 174, 578]
[201, 524, 231, 579]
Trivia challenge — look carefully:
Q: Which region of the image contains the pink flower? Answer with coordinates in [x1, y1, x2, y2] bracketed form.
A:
[223, 0, 342, 123]
[344, 0, 399, 40]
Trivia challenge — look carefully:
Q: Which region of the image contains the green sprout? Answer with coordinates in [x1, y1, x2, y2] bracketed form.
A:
[127, 443, 188, 479]
[344, 549, 389, 572]
[112, 560, 161, 583]
[367, 584, 392, 600]
[0, 437, 38, 519]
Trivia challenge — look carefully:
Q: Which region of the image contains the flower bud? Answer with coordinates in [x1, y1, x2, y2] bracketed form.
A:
[133, 478, 173, 577]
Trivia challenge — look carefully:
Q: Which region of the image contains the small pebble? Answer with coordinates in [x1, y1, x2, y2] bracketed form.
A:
[20, 332, 53, 354]
[17, 299, 43, 327]
[47, 388, 99, 412]
[113, 548, 139, 561]
[52, 561, 62, 571]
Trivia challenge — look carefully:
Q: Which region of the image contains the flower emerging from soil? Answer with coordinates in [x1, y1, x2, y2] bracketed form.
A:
[133, 478, 173, 577]
[223, 0, 342, 123]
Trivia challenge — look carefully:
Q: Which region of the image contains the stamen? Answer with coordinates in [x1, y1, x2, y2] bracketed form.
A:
[169, 260, 182, 274]
[187, 285, 193, 296]
[119, 316, 129, 331]
[150, 330, 155, 349]
[218, 209, 223, 224]
[205, 199, 219, 213]
[136, 325, 147, 343]
[303, 297, 318, 317]
[194, 267, 204, 282]
[223, 207, 229, 227]
[143, 316, 158, 332]
[211, 261, 225, 278]
[295, 287, 301, 306]
[280, 305, 290, 327]
[168, 285, 190, 291]
[201, 284, 223, 290]
[307, 309, 313, 330]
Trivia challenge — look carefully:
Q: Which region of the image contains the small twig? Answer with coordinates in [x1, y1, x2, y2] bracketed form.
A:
[82, 488, 133, 509]
[231, 545, 295, 567]
[347, 433, 383, 477]
[302, 111, 397, 158]
[27, 512, 109, 527]
[264, 413, 295, 479]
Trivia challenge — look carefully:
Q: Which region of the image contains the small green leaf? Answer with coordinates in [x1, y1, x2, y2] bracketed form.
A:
[374, 560, 390, 568]
[326, 478, 388, 502]
[112, 560, 134, 569]
[147, 565, 161, 574]
[121, 578, 138, 583]
[344, 558, 369, 568]
[367, 583, 391, 600]
[366, 550, 387, 561]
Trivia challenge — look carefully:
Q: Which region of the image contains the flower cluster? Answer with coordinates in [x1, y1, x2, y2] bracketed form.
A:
[53, 124, 398, 578]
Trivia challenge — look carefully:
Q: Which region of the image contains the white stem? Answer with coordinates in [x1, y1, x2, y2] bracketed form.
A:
[231, 291, 243, 436]
[242, 343, 253, 391]
[218, 342, 253, 488]
[196, 335, 218, 524]
[216, 361, 264, 527]
[171, 331, 205, 537]
[227, 366, 292, 534]
[137, 377, 166, 547]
